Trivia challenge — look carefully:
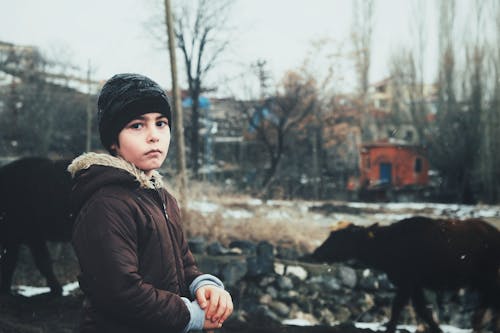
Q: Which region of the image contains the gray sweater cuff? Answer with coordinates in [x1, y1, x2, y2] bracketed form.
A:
[189, 274, 224, 297]
[181, 297, 205, 333]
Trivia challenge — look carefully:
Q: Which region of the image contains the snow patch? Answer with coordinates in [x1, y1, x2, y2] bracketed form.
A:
[266, 210, 292, 219]
[354, 322, 472, 333]
[247, 198, 263, 206]
[282, 318, 315, 326]
[189, 201, 220, 214]
[222, 209, 253, 219]
[275, 263, 308, 280]
[16, 281, 80, 297]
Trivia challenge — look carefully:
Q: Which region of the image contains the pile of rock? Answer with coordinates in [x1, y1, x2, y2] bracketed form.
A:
[188, 237, 476, 329]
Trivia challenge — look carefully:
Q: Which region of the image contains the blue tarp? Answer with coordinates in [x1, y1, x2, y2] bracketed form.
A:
[182, 96, 211, 109]
[248, 107, 279, 133]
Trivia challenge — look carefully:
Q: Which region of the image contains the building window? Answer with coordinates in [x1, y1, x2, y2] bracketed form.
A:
[365, 157, 370, 169]
[414, 157, 422, 173]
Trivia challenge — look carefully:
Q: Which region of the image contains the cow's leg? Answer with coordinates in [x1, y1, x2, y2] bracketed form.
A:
[471, 304, 487, 333]
[28, 240, 62, 296]
[412, 287, 442, 333]
[471, 276, 500, 333]
[474, 280, 500, 333]
[0, 243, 20, 294]
[493, 309, 500, 333]
[493, 294, 500, 333]
[385, 287, 411, 333]
[490, 284, 500, 333]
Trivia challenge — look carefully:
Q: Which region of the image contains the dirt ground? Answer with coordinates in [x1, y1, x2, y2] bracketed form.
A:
[0, 293, 385, 333]
[2, 194, 498, 333]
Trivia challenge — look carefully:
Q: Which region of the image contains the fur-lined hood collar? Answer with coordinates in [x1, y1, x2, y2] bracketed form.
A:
[68, 152, 163, 189]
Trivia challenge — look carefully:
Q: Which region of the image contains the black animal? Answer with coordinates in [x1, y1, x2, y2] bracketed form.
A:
[0, 157, 73, 295]
[311, 216, 500, 333]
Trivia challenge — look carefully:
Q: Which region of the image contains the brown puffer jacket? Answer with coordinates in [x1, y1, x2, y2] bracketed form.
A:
[68, 153, 201, 333]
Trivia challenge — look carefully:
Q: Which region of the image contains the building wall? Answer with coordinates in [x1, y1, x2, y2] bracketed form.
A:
[359, 144, 429, 189]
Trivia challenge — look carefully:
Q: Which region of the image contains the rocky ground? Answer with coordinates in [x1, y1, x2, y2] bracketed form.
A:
[0, 282, 398, 333]
[0, 245, 384, 333]
[1, 197, 498, 333]
[0, 289, 378, 333]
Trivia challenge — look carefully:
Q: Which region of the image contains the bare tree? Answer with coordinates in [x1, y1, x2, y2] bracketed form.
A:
[385, 45, 430, 146]
[173, 0, 233, 176]
[408, 0, 430, 144]
[301, 38, 356, 198]
[239, 71, 318, 197]
[430, 0, 465, 201]
[410, 0, 427, 94]
[251, 59, 271, 100]
[429, 0, 487, 203]
[0, 43, 89, 156]
[146, 0, 233, 176]
[490, 0, 500, 203]
[447, 0, 486, 204]
[235, 41, 345, 199]
[477, 0, 500, 203]
[351, 0, 375, 141]
[386, 50, 411, 132]
[164, 0, 188, 208]
[352, 0, 374, 98]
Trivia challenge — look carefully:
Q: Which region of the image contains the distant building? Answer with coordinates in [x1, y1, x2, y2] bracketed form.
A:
[180, 95, 246, 180]
[0, 40, 102, 94]
[368, 77, 438, 145]
[358, 140, 429, 197]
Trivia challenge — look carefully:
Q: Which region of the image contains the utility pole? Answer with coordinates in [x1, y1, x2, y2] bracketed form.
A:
[164, 0, 188, 210]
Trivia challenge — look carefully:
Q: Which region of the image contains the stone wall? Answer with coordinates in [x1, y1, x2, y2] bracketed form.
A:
[190, 238, 479, 329]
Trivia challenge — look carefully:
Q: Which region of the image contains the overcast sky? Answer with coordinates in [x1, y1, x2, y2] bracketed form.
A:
[0, 0, 449, 97]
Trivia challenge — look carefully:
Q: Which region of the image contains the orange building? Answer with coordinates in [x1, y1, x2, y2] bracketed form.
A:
[359, 141, 429, 190]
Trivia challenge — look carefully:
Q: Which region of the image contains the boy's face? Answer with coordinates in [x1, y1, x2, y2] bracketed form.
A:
[111, 112, 170, 177]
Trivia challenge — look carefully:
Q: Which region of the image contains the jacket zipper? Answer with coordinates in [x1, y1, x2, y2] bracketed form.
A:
[152, 182, 169, 222]
[153, 184, 185, 294]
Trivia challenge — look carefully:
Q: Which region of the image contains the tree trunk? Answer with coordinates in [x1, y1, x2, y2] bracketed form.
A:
[164, 0, 188, 209]
[190, 88, 200, 176]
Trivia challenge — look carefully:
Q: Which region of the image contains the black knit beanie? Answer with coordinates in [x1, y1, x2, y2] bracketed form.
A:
[97, 73, 172, 152]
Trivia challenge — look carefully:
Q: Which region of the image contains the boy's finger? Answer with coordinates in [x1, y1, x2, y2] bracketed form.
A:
[204, 318, 222, 330]
[206, 293, 220, 320]
[196, 288, 208, 308]
[219, 298, 234, 323]
[212, 300, 227, 322]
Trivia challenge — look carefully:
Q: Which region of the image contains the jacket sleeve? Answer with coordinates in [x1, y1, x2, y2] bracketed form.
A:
[166, 192, 203, 286]
[72, 194, 190, 332]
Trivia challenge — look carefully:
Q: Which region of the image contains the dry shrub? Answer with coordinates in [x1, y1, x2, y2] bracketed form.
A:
[164, 178, 241, 204]
[182, 208, 225, 242]
[167, 179, 330, 254]
[182, 205, 327, 254]
[227, 216, 327, 255]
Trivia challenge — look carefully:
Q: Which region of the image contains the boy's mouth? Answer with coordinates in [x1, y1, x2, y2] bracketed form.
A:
[145, 149, 162, 155]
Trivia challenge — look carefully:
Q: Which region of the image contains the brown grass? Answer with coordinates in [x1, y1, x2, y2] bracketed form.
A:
[169, 180, 329, 254]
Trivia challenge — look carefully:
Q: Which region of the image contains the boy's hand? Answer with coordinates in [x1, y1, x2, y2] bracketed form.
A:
[203, 317, 222, 331]
[195, 285, 233, 325]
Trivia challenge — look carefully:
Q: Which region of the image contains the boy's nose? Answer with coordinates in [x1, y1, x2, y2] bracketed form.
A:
[148, 128, 160, 142]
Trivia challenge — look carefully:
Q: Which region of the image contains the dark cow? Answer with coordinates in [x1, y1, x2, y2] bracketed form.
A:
[0, 157, 73, 295]
[311, 216, 500, 333]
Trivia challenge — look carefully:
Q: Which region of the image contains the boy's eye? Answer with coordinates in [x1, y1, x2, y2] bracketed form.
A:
[157, 120, 168, 127]
[129, 122, 143, 129]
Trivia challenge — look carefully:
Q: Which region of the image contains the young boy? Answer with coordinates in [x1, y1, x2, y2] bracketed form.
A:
[68, 73, 232, 333]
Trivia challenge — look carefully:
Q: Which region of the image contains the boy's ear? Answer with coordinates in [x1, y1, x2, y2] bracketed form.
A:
[110, 143, 118, 156]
